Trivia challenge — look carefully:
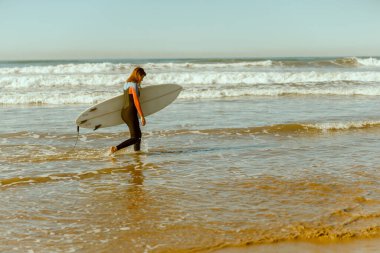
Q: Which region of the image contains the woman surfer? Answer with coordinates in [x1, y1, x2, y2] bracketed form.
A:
[109, 67, 146, 154]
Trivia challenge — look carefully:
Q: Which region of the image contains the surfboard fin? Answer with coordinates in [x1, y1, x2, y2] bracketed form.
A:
[94, 124, 101, 131]
[90, 107, 97, 112]
[79, 120, 87, 125]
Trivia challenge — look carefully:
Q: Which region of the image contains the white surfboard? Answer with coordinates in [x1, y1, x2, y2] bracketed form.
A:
[75, 84, 182, 130]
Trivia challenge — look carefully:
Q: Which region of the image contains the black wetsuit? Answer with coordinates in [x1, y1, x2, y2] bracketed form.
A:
[117, 91, 141, 151]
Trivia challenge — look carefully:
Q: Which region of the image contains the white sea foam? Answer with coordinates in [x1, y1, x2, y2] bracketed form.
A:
[1, 61, 380, 104]
[356, 57, 380, 67]
[0, 63, 132, 75]
[148, 71, 380, 85]
[308, 120, 380, 131]
[1, 81, 380, 104]
[0, 61, 273, 75]
[2, 71, 379, 88]
[1, 58, 379, 76]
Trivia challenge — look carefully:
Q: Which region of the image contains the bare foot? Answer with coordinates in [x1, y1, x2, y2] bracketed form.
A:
[109, 146, 117, 155]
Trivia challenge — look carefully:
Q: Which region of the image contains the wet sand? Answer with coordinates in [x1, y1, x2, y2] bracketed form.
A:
[1, 99, 380, 252]
[214, 238, 380, 253]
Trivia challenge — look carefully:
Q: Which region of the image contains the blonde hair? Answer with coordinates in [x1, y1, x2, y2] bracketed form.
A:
[127, 67, 146, 84]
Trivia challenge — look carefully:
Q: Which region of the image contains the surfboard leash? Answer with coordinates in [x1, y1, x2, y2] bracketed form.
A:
[72, 123, 100, 150]
[73, 126, 80, 149]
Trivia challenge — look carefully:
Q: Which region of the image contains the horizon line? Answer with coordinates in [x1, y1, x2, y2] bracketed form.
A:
[1, 55, 379, 63]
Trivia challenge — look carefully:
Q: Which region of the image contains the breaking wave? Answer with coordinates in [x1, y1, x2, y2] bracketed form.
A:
[1, 57, 380, 104]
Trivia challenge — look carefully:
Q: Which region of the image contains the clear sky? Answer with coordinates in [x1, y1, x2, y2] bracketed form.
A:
[0, 0, 379, 60]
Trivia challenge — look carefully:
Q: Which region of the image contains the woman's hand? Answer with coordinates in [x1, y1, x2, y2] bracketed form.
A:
[141, 116, 146, 126]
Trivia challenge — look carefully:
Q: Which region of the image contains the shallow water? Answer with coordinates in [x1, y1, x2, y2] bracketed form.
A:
[1, 94, 380, 252]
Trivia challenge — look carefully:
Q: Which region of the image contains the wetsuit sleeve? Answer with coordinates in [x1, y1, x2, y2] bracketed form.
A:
[129, 87, 144, 118]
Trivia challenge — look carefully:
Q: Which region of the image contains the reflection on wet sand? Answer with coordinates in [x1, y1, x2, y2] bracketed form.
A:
[1, 97, 380, 252]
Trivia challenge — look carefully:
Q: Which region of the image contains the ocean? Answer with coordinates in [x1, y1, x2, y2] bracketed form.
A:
[1, 57, 380, 252]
